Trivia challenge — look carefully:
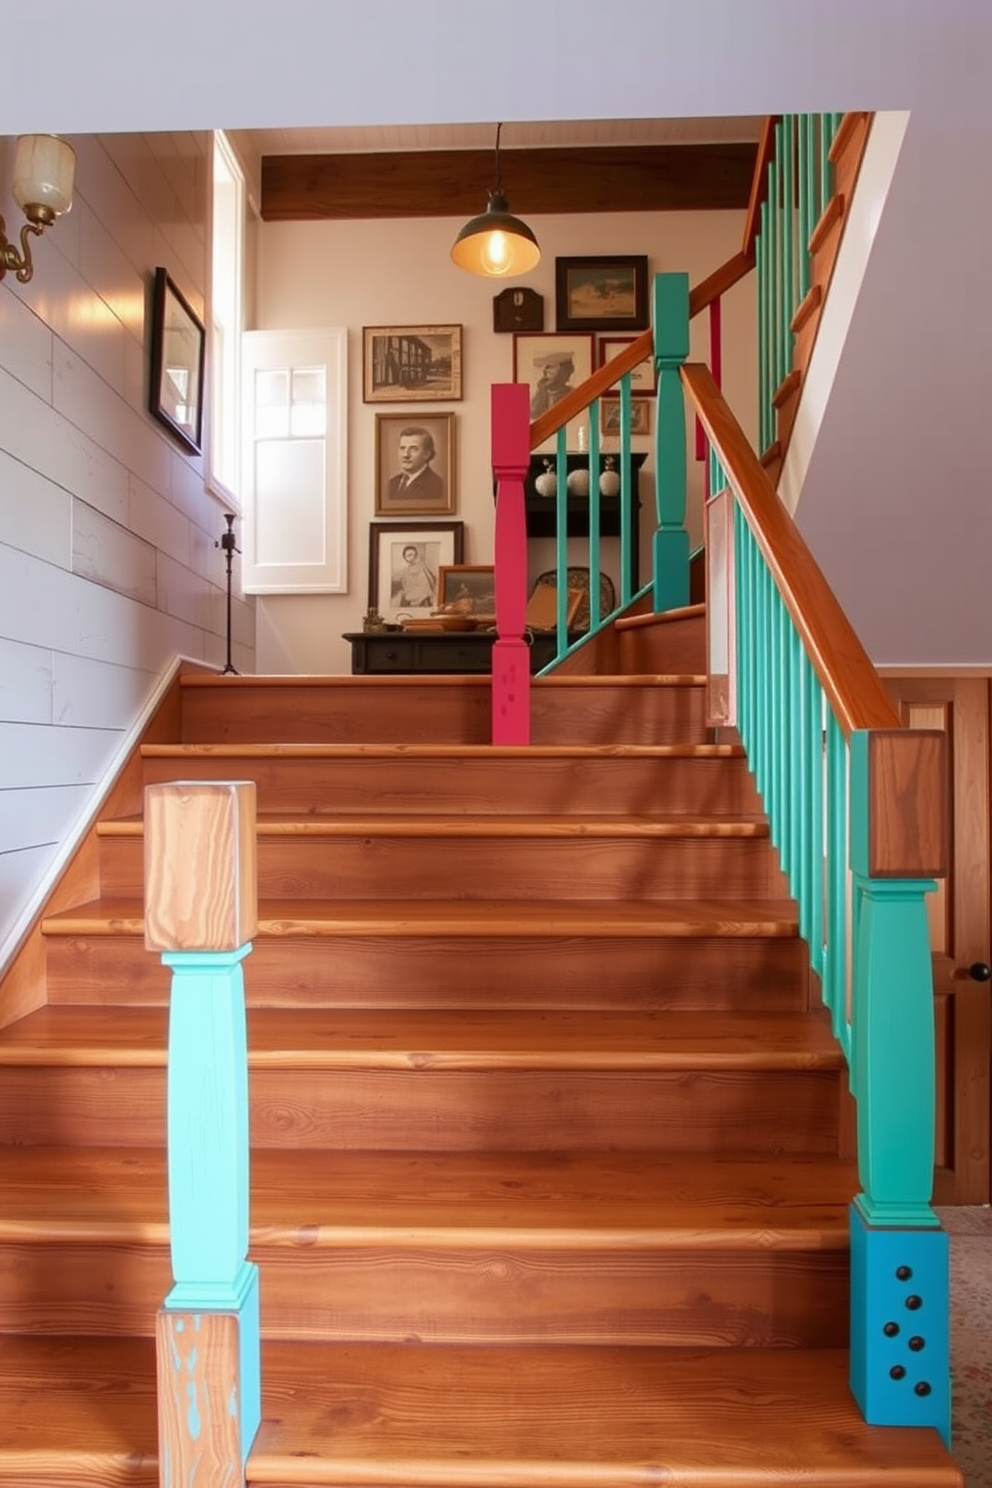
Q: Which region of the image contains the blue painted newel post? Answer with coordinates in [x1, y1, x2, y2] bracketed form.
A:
[144, 780, 260, 1486]
[651, 272, 690, 613]
[846, 730, 951, 1445]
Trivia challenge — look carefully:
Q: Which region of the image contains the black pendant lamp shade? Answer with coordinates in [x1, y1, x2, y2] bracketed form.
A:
[450, 124, 540, 278]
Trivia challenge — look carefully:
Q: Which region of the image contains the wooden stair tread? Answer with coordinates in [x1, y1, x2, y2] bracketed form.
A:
[179, 672, 707, 688]
[0, 1339, 959, 1486]
[99, 810, 770, 839]
[41, 896, 800, 939]
[0, 1336, 157, 1480]
[249, 1342, 960, 1486]
[0, 1005, 841, 1070]
[0, 1147, 855, 1246]
[615, 602, 706, 631]
[143, 741, 746, 759]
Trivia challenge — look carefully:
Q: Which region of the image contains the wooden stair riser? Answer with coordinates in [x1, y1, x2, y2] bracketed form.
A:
[530, 683, 708, 745]
[140, 750, 764, 817]
[44, 933, 811, 1012]
[0, 1240, 849, 1349]
[179, 680, 709, 747]
[616, 617, 707, 675]
[99, 832, 789, 903]
[0, 1066, 843, 1153]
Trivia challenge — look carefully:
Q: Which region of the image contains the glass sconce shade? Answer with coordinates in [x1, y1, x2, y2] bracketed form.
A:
[13, 134, 76, 225]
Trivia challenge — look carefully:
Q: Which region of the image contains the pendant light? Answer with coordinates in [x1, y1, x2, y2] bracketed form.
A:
[450, 123, 540, 278]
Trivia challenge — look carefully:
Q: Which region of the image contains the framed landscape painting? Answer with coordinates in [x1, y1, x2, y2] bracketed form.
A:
[555, 256, 649, 333]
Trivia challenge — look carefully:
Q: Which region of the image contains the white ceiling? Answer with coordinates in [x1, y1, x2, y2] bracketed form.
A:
[231, 116, 764, 163]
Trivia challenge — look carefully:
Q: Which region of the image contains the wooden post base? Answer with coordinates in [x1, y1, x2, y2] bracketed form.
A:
[157, 1271, 261, 1486]
[849, 1205, 950, 1445]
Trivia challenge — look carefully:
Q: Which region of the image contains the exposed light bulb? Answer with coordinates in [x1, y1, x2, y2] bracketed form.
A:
[480, 230, 511, 276]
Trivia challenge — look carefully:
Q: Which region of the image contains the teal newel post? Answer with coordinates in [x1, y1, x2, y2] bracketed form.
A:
[846, 731, 950, 1444]
[145, 781, 261, 1486]
[651, 273, 690, 612]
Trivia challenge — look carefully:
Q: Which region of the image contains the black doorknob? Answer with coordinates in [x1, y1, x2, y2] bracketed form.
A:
[967, 962, 992, 982]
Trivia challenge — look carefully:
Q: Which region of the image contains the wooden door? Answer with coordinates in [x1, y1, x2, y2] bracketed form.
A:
[884, 676, 991, 1204]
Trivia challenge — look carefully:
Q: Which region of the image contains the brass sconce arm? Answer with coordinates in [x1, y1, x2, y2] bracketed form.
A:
[0, 212, 45, 284]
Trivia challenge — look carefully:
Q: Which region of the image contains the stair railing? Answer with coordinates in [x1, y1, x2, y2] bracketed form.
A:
[686, 361, 951, 1446]
[144, 780, 260, 1488]
[751, 112, 872, 467]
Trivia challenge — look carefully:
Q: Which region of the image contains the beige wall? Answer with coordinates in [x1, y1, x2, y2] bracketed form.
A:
[254, 207, 756, 675]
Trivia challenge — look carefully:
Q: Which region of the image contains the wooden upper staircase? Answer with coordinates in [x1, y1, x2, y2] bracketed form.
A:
[0, 608, 961, 1485]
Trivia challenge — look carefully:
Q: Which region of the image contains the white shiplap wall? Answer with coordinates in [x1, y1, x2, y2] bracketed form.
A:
[0, 130, 256, 964]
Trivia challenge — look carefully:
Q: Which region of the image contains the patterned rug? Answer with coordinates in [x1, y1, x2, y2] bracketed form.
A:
[939, 1207, 992, 1486]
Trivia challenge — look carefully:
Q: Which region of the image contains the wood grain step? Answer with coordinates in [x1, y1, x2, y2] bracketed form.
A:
[0, 1337, 961, 1487]
[141, 741, 764, 817]
[615, 605, 707, 673]
[249, 1342, 963, 1487]
[40, 896, 800, 940]
[45, 930, 811, 1012]
[0, 1148, 854, 1346]
[98, 813, 788, 902]
[0, 1005, 843, 1153]
[179, 675, 710, 747]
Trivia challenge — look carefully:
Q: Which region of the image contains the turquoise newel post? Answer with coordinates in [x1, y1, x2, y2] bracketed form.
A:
[846, 730, 951, 1444]
[651, 273, 690, 612]
[145, 780, 260, 1486]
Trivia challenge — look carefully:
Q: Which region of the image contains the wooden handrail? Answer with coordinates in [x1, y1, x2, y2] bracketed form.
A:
[741, 115, 780, 260]
[688, 250, 753, 318]
[681, 361, 901, 736]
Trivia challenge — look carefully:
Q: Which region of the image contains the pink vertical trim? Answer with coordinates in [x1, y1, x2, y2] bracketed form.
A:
[491, 383, 532, 745]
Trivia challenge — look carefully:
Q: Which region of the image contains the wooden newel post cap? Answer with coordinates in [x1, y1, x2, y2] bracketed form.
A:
[144, 781, 258, 952]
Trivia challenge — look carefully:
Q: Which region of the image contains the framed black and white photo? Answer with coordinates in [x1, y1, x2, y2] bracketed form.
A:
[369, 520, 464, 624]
[149, 267, 205, 453]
[555, 255, 649, 333]
[363, 324, 462, 403]
[375, 412, 456, 517]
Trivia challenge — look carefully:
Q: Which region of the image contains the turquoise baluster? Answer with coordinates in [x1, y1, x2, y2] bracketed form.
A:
[651, 273, 690, 612]
[618, 374, 633, 605]
[587, 402, 602, 632]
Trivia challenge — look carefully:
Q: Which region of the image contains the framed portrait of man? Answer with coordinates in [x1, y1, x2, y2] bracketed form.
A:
[512, 333, 595, 453]
[375, 412, 456, 516]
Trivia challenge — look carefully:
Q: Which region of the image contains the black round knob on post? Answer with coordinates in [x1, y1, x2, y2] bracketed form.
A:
[967, 962, 992, 982]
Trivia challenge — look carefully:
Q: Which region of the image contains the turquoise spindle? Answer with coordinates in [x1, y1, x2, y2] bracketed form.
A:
[651, 273, 690, 611]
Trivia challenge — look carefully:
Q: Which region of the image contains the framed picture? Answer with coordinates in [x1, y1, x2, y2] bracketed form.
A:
[555, 255, 649, 333]
[375, 412, 456, 516]
[599, 335, 657, 397]
[363, 324, 462, 403]
[148, 266, 205, 453]
[512, 332, 595, 419]
[369, 520, 464, 623]
[600, 397, 652, 438]
[436, 564, 496, 623]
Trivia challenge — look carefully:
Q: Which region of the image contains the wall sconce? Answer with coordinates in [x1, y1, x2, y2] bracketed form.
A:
[450, 123, 540, 279]
[1, 134, 76, 285]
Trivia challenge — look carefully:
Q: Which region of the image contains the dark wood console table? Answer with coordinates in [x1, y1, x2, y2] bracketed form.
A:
[344, 630, 573, 676]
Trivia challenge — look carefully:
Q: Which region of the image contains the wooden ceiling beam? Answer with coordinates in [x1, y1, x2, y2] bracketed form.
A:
[260, 143, 758, 222]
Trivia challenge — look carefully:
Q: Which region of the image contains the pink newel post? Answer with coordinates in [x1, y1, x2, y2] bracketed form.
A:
[491, 383, 532, 745]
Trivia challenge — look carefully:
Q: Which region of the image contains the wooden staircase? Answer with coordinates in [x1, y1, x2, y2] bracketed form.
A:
[0, 611, 962, 1486]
